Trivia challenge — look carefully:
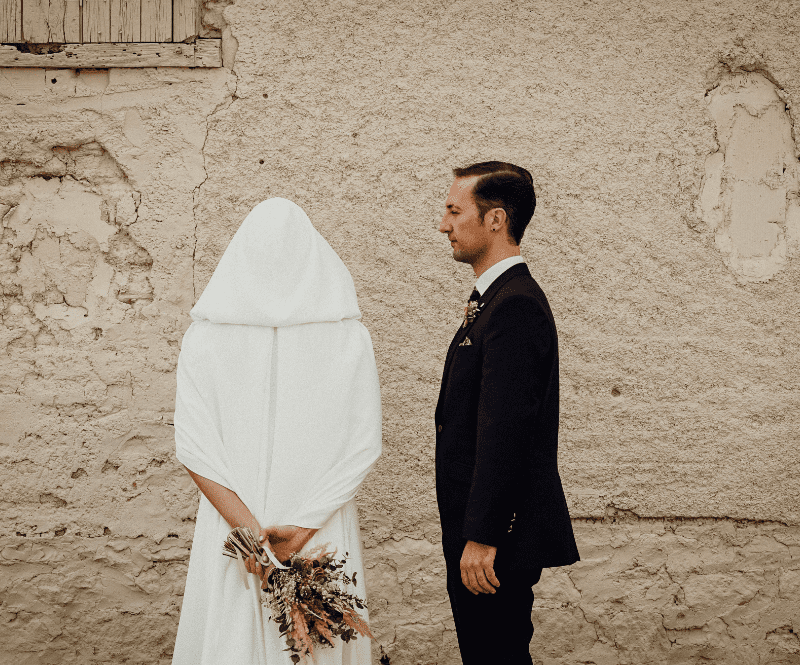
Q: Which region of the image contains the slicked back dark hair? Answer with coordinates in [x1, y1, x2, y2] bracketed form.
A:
[452, 161, 536, 245]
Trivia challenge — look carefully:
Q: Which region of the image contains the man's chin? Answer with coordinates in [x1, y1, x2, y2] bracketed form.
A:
[452, 250, 472, 264]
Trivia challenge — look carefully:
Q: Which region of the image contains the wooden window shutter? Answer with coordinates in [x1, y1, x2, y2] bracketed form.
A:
[6, 0, 200, 42]
[1, 0, 22, 41]
[0, 0, 219, 66]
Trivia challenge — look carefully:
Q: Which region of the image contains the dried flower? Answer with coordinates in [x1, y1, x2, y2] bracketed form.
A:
[463, 299, 483, 328]
[223, 529, 372, 663]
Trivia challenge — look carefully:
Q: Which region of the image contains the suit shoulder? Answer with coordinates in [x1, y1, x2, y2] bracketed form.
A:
[494, 275, 553, 316]
[482, 286, 556, 353]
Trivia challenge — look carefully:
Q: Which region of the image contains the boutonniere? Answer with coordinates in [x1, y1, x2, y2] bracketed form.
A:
[463, 299, 484, 328]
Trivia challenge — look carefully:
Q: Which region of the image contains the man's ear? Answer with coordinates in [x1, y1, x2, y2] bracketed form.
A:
[484, 208, 508, 234]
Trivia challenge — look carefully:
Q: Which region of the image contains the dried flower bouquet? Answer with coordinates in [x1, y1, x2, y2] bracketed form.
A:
[223, 527, 373, 663]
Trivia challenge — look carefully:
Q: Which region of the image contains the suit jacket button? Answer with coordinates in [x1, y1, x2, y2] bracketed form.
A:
[437, 424, 442, 433]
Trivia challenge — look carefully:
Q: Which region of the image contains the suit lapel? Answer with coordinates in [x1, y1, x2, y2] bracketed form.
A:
[436, 263, 530, 420]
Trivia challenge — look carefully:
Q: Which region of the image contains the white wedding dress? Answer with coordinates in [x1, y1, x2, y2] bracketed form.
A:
[171, 199, 382, 665]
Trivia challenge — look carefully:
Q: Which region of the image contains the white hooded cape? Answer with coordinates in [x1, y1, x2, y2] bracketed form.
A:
[172, 198, 382, 665]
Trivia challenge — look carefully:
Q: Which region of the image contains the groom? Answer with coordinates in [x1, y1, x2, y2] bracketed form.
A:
[435, 161, 579, 664]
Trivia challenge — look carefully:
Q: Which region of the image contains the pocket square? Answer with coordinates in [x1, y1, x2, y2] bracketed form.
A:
[458, 337, 472, 346]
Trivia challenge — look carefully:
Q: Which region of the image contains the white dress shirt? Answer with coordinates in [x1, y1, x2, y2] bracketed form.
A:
[474, 255, 526, 297]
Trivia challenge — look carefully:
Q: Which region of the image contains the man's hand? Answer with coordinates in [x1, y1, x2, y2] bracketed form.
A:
[460, 540, 500, 595]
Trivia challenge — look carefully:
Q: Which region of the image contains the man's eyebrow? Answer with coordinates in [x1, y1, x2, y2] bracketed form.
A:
[446, 202, 461, 210]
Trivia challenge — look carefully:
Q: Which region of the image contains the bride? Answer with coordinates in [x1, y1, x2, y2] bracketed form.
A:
[171, 198, 382, 664]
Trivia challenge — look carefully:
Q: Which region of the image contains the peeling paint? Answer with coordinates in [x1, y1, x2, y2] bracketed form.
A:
[699, 72, 800, 282]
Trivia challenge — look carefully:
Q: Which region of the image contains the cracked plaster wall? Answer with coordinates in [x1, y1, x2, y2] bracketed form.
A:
[2, 1, 800, 664]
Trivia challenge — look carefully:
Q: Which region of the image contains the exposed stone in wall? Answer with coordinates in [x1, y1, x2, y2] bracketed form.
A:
[199, 0, 234, 38]
[698, 71, 800, 282]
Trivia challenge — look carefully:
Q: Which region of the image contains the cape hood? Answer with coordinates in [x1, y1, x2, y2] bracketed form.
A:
[190, 197, 361, 327]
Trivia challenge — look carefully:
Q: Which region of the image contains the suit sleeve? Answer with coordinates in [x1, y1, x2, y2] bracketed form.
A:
[461, 294, 554, 546]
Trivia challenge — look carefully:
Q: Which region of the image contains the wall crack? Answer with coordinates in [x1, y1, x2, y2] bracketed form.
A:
[191, 29, 239, 305]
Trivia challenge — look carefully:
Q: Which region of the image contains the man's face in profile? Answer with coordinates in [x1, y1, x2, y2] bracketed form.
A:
[439, 176, 490, 265]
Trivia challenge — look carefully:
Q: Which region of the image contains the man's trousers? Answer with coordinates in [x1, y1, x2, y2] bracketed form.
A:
[443, 537, 542, 665]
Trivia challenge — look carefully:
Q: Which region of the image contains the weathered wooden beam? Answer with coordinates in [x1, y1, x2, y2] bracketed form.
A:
[0, 39, 221, 67]
[0, 0, 22, 42]
[140, 0, 170, 42]
[110, 0, 140, 42]
[194, 36, 221, 67]
[172, 0, 199, 43]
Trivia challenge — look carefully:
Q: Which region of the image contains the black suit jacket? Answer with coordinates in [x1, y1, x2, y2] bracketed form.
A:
[435, 263, 579, 574]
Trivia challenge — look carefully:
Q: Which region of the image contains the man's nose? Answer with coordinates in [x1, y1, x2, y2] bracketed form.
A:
[439, 216, 450, 233]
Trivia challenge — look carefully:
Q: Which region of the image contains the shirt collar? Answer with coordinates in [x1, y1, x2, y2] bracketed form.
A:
[474, 256, 525, 297]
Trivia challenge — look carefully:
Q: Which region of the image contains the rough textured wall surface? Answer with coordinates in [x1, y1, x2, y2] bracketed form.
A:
[0, 67, 234, 663]
[2, 0, 800, 663]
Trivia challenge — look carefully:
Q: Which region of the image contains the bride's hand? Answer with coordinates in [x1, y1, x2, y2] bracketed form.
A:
[243, 553, 275, 587]
[242, 532, 278, 576]
[260, 525, 318, 563]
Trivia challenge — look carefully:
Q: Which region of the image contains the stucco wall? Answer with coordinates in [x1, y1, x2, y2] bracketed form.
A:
[2, 1, 799, 663]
